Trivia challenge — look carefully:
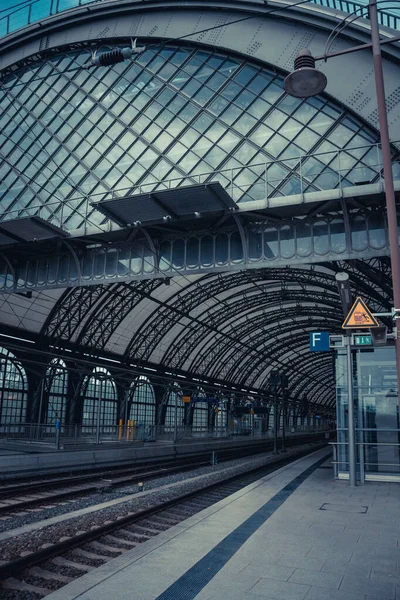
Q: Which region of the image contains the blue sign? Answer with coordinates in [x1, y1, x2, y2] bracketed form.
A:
[309, 332, 330, 352]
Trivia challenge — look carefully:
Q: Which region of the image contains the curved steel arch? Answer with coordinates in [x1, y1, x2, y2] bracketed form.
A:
[76, 279, 163, 348]
[274, 350, 335, 404]
[198, 311, 341, 383]
[241, 329, 336, 394]
[194, 313, 340, 392]
[230, 326, 338, 398]
[42, 285, 109, 341]
[288, 358, 335, 405]
[125, 266, 344, 361]
[163, 288, 342, 369]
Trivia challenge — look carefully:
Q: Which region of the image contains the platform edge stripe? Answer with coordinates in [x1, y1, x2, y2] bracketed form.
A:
[155, 454, 328, 600]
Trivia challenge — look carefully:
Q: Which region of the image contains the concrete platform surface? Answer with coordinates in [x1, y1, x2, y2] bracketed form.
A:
[45, 447, 400, 600]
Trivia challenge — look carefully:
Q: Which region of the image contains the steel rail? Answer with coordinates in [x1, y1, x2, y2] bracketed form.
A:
[0, 439, 327, 583]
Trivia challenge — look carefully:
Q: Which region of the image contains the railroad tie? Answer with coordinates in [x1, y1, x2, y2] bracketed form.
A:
[51, 557, 95, 571]
[132, 524, 163, 535]
[104, 534, 137, 547]
[117, 528, 149, 541]
[88, 540, 127, 553]
[70, 548, 109, 561]
[29, 566, 74, 583]
[2, 577, 51, 596]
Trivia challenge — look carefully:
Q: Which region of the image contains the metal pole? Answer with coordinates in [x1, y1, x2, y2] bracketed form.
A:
[273, 390, 279, 454]
[36, 376, 45, 440]
[281, 398, 287, 453]
[124, 387, 130, 439]
[55, 418, 61, 450]
[369, 0, 400, 406]
[346, 336, 357, 486]
[96, 379, 102, 445]
[173, 391, 178, 444]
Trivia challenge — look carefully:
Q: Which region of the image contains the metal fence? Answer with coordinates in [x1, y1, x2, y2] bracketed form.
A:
[331, 435, 400, 482]
[0, 421, 326, 448]
[1, 141, 398, 239]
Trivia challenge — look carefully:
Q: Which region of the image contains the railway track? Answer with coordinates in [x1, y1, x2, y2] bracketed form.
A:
[0, 434, 325, 517]
[0, 444, 325, 599]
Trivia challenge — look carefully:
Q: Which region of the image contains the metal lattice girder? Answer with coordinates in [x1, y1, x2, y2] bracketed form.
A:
[192, 310, 340, 381]
[125, 267, 343, 361]
[243, 335, 335, 398]
[162, 288, 340, 370]
[0, 200, 396, 294]
[288, 358, 336, 406]
[224, 321, 337, 383]
[43, 285, 109, 342]
[218, 324, 337, 397]
[76, 280, 162, 348]
[272, 351, 335, 405]
[126, 260, 393, 366]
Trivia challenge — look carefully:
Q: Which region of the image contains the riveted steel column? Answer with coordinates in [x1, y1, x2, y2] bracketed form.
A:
[369, 0, 400, 405]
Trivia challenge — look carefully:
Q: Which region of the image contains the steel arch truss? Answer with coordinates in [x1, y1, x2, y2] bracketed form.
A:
[26, 257, 393, 410]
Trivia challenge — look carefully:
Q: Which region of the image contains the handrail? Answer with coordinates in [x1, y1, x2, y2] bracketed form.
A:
[0, 0, 399, 40]
[0, 139, 398, 235]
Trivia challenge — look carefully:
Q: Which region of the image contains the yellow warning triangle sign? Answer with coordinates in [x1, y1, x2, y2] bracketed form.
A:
[342, 297, 379, 329]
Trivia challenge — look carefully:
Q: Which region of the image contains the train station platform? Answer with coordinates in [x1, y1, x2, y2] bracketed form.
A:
[45, 446, 400, 600]
[0, 432, 328, 478]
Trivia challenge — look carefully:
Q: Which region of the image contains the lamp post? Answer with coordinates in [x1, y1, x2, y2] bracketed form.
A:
[284, 1, 400, 405]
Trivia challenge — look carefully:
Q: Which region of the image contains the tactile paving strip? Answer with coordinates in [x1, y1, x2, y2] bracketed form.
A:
[156, 454, 328, 600]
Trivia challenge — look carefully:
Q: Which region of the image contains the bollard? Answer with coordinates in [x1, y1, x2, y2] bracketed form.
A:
[55, 419, 61, 450]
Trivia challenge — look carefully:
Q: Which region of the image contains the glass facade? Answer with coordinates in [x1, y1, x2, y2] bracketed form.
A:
[336, 344, 400, 480]
[192, 390, 209, 431]
[165, 386, 184, 428]
[46, 358, 67, 424]
[129, 376, 156, 426]
[81, 367, 118, 430]
[1, 44, 398, 235]
[0, 346, 27, 424]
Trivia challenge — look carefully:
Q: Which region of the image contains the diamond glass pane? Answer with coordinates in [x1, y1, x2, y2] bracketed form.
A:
[0, 43, 392, 229]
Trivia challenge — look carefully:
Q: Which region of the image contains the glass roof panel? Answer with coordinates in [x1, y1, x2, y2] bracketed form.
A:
[0, 42, 395, 229]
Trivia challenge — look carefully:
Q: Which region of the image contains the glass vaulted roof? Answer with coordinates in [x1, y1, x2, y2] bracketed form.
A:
[0, 44, 398, 232]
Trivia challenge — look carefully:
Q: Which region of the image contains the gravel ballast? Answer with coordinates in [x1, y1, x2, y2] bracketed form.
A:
[0, 443, 323, 562]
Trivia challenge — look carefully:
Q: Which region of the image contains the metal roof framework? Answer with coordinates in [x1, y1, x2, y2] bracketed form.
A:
[0, 257, 378, 409]
[0, 0, 397, 412]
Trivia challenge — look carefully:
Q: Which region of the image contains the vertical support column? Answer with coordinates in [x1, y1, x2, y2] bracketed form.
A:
[96, 379, 102, 445]
[346, 335, 357, 487]
[281, 398, 287, 453]
[369, 0, 400, 406]
[273, 390, 279, 455]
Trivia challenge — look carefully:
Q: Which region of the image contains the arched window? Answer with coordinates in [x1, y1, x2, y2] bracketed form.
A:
[129, 376, 156, 425]
[46, 358, 67, 424]
[214, 399, 227, 431]
[0, 347, 27, 424]
[165, 384, 184, 429]
[192, 388, 209, 432]
[82, 367, 117, 430]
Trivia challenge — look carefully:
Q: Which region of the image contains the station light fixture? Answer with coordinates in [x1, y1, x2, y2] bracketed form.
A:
[283, 49, 327, 98]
